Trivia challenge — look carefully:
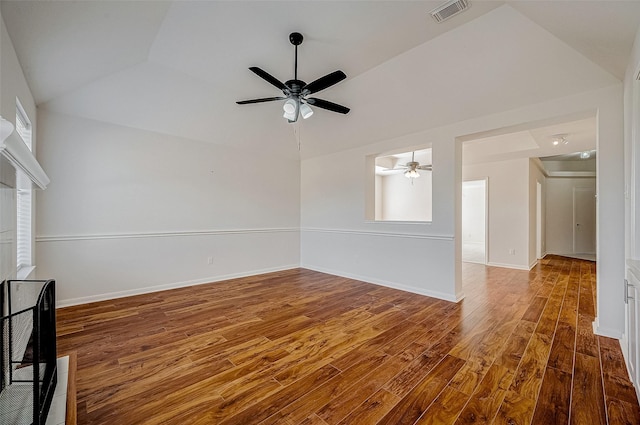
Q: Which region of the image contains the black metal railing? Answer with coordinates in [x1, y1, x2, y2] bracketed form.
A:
[1, 279, 57, 425]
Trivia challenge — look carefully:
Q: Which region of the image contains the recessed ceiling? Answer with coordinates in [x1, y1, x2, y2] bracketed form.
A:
[1, 1, 637, 159]
[463, 117, 596, 165]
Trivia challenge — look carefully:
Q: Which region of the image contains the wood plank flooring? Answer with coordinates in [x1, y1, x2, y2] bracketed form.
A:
[55, 255, 640, 424]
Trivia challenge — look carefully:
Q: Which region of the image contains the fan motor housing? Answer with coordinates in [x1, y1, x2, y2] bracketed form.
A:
[289, 32, 303, 45]
[285, 79, 306, 95]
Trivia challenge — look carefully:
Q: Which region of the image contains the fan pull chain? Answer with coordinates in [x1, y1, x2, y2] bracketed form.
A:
[293, 121, 302, 151]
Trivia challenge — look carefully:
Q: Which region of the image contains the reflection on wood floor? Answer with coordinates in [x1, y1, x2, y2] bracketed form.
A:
[56, 255, 640, 424]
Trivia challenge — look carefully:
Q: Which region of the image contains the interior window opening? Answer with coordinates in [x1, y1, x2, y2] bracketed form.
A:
[374, 148, 432, 222]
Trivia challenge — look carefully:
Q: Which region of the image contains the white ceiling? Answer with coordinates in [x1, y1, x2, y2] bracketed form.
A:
[375, 148, 433, 175]
[463, 116, 597, 164]
[2, 1, 638, 160]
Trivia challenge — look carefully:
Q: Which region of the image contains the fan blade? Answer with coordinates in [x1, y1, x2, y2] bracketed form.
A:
[302, 70, 346, 95]
[417, 165, 432, 171]
[306, 98, 350, 114]
[249, 67, 288, 92]
[236, 96, 286, 105]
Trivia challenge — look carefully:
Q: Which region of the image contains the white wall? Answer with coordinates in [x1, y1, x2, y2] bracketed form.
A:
[546, 177, 596, 256]
[302, 84, 623, 325]
[595, 86, 626, 339]
[35, 111, 300, 306]
[301, 134, 459, 301]
[0, 9, 38, 283]
[627, 24, 640, 259]
[623, 21, 640, 396]
[463, 158, 530, 269]
[380, 172, 432, 221]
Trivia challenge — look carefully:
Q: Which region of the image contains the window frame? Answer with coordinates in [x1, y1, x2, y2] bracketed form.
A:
[15, 97, 33, 273]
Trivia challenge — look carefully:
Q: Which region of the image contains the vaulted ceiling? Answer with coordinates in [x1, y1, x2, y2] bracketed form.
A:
[2, 1, 639, 159]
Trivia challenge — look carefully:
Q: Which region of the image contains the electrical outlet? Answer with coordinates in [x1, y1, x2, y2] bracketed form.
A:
[508, 249, 516, 255]
[207, 257, 214, 265]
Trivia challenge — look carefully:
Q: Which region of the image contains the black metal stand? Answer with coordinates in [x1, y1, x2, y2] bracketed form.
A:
[0, 279, 57, 425]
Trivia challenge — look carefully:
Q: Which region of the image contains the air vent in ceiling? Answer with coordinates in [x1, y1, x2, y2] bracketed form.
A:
[430, 0, 470, 23]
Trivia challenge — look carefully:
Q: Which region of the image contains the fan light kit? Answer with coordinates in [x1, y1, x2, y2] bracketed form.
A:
[237, 32, 350, 123]
[405, 168, 421, 179]
[378, 151, 432, 185]
[580, 151, 592, 159]
[404, 152, 428, 180]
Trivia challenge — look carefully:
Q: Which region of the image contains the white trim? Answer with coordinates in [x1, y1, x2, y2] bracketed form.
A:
[0, 117, 49, 189]
[36, 227, 299, 243]
[300, 263, 463, 303]
[16, 265, 35, 280]
[628, 259, 640, 278]
[619, 333, 633, 379]
[546, 171, 596, 178]
[56, 264, 300, 308]
[486, 261, 532, 271]
[619, 334, 640, 402]
[364, 220, 433, 225]
[593, 317, 624, 339]
[301, 227, 454, 241]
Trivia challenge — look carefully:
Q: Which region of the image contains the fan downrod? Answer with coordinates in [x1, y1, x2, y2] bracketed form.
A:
[289, 32, 303, 46]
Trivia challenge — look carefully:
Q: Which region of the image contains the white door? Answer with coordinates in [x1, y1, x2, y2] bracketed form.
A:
[573, 187, 596, 254]
[536, 181, 542, 259]
[462, 179, 487, 264]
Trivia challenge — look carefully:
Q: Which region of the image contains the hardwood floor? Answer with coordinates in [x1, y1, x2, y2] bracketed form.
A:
[56, 256, 640, 424]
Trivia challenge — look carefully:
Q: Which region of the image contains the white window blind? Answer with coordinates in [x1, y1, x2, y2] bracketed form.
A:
[16, 99, 32, 271]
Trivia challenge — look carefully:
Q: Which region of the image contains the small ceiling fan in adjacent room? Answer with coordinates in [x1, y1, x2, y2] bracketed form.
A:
[236, 32, 350, 123]
[378, 151, 432, 180]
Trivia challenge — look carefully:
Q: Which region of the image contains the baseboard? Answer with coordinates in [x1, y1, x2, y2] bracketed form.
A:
[592, 317, 624, 339]
[55, 264, 299, 308]
[486, 262, 531, 271]
[619, 334, 632, 379]
[618, 333, 640, 402]
[546, 251, 596, 261]
[300, 263, 462, 302]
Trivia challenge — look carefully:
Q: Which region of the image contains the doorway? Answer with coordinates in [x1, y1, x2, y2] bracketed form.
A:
[462, 179, 487, 264]
[573, 186, 596, 254]
[536, 181, 543, 259]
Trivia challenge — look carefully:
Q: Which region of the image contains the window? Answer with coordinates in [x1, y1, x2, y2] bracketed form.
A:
[373, 148, 433, 222]
[16, 98, 32, 272]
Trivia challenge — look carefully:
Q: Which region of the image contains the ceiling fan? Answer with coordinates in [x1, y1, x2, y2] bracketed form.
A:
[236, 32, 350, 123]
[380, 152, 432, 180]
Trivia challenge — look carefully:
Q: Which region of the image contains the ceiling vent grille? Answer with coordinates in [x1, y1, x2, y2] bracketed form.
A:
[430, 0, 470, 23]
